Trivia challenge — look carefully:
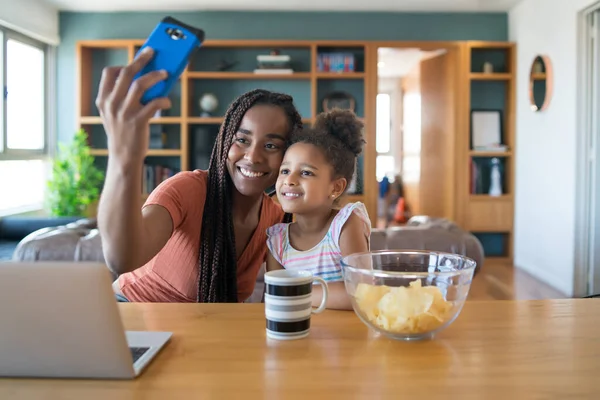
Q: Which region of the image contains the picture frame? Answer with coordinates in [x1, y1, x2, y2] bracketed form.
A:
[470, 109, 504, 151]
[322, 91, 356, 113]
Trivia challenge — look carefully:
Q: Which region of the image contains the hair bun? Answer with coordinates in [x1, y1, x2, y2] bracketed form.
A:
[314, 109, 365, 156]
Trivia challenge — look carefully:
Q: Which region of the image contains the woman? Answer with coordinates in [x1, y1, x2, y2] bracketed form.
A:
[95, 48, 302, 303]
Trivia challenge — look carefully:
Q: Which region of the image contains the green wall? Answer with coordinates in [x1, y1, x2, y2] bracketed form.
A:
[57, 11, 507, 140]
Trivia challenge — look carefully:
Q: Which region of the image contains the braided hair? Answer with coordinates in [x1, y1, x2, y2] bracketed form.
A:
[198, 89, 302, 303]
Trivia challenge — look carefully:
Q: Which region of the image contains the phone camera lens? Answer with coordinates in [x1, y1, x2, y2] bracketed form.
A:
[166, 27, 185, 40]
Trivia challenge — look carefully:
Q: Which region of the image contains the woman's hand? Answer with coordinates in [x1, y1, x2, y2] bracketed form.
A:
[95, 47, 172, 165]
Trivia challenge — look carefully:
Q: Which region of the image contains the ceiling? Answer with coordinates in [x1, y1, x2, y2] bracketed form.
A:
[377, 48, 446, 78]
[43, 0, 523, 12]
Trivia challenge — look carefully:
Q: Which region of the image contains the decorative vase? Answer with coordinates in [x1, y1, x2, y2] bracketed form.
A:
[489, 158, 502, 196]
[199, 93, 218, 117]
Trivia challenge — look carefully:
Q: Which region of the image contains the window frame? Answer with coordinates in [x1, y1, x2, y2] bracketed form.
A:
[0, 25, 50, 161]
[0, 25, 54, 216]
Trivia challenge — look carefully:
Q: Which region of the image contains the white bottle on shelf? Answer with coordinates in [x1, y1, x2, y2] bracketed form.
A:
[489, 157, 502, 197]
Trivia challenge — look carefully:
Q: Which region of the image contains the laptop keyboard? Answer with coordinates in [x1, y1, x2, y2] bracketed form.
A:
[129, 346, 150, 363]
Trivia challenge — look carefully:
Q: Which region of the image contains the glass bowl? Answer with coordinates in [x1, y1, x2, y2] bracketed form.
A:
[341, 250, 476, 341]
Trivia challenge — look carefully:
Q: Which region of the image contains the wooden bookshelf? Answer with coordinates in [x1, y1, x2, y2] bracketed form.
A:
[461, 41, 516, 260]
[76, 39, 376, 224]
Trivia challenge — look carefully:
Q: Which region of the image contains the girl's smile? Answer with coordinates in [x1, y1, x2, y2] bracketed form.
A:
[276, 142, 344, 215]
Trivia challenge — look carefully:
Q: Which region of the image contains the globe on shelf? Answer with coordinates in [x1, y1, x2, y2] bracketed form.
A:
[199, 93, 218, 117]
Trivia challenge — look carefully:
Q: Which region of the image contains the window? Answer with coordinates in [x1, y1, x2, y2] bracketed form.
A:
[0, 27, 49, 216]
[376, 93, 394, 181]
[0, 160, 46, 212]
[376, 155, 395, 181]
[376, 93, 391, 153]
[402, 92, 421, 183]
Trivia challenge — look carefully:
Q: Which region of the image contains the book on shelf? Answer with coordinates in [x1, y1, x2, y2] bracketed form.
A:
[317, 53, 356, 73]
[470, 159, 482, 194]
[253, 68, 294, 74]
[473, 144, 509, 152]
[142, 164, 177, 194]
[255, 54, 293, 74]
[257, 54, 291, 63]
[469, 158, 505, 195]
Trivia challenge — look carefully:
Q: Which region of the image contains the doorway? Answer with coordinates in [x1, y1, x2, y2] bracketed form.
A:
[374, 44, 458, 229]
[575, 2, 600, 297]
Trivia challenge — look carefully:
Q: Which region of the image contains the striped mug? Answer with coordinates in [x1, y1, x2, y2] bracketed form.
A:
[264, 269, 329, 340]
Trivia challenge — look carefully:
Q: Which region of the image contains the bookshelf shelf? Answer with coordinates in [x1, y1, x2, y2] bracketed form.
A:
[187, 117, 315, 125]
[315, 72, 366, 79]
[187, 117, 224, 124]
[89, 149, 182, 157]
[469, 151, 512, 157]
[80, 116, 182, 124]
[469, 194, 512, 201]
[469, 73, 512, 80]
[187, 72, 311, 80]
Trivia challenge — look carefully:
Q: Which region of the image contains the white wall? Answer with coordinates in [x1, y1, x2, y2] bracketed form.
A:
[509, 0, 597, 296]
[0, 0, 59, 45]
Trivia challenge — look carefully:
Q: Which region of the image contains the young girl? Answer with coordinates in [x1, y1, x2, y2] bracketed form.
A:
[266, 109, 371, 310]
[95, 47, 303, 303]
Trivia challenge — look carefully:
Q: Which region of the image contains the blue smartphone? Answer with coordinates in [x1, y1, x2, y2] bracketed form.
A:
[134, 16, 205, 105]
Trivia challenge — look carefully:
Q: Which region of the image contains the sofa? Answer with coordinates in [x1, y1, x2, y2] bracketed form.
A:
[0, 216, 81, 261]
[10, 215, 484, 303]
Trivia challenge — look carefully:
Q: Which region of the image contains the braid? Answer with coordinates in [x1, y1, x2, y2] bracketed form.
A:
[198, 89, 303, 303]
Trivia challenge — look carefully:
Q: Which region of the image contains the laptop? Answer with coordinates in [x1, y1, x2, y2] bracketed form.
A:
[0, 261, 172, 379]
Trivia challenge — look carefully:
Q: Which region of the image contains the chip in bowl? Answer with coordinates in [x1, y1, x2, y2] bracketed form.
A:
[354, 280, 453, 334]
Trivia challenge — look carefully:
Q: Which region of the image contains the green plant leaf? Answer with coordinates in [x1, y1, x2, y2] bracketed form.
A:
[45, 128, 105, 217]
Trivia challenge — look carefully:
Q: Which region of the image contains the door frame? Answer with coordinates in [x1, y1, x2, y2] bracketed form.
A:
[365, 41, 464, 223]
[574, 2, 600, 297]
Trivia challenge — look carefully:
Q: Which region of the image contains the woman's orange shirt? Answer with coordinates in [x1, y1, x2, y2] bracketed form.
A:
[116, 170, 284, 303]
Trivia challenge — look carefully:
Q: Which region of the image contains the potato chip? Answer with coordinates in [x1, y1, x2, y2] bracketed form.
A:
[354, 283, 391, 321]
[353, 280, 453, 334]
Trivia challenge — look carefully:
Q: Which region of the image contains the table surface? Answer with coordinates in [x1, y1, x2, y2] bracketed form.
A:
[1, 300, 599, 399]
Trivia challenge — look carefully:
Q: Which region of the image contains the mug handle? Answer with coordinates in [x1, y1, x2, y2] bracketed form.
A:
[312, 277, 329, 314]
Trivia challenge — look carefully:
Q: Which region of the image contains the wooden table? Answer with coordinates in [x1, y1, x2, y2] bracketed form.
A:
[1, 300, 599, 399]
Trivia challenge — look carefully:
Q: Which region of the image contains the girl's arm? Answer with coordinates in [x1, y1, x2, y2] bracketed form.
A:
[315, 213, 370, 311]
[311, 282, 351, 310]
[266, 251, 284, 271]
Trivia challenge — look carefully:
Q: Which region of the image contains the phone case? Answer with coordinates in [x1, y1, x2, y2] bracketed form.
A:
[134, 16, 205, 105]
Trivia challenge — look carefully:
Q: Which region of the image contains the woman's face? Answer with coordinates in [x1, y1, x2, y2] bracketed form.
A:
[226, 104, 290, 198]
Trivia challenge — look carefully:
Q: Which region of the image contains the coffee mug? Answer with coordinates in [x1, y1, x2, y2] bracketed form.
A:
[264, 269, 329, 340]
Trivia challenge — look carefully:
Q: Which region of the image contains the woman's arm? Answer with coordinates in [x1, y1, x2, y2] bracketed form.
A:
[99, 178, 173, 275]
[95, 49, 174, 275]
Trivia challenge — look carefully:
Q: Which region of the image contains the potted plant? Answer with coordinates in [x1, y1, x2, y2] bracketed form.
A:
[46, 128, 105, 217]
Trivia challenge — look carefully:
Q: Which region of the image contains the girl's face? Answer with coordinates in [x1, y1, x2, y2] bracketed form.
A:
[276, 142, 346, 215]
[227, 104, 290, 198]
